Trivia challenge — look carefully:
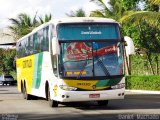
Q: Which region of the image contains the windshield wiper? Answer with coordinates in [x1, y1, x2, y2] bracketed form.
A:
[96, 56, 110, 76]
[93, 42, 110, 76]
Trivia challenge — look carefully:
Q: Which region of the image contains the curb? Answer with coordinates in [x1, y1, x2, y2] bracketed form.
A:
[125, 90, 160, 94]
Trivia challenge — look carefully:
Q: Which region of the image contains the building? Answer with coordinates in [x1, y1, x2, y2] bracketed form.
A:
[0, 28, 15, 49]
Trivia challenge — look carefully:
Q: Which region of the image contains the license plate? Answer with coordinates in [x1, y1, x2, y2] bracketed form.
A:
[89, 94, 100, 98]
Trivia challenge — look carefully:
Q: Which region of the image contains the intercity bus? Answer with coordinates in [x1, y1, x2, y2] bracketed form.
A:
[16, 17, 134, 107]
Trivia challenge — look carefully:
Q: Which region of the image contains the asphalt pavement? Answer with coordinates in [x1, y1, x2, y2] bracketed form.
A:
[0, 85, 160, 120]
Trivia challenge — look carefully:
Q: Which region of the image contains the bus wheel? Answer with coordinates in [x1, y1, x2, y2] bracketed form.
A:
[97, 100, 108, 106]
[31, 95, 38, 100]
[22, 84, 31, 100]
[48, 88, 58, 107]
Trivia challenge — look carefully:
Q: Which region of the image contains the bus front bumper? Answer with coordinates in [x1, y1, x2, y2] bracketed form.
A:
[55, 88, 125, 102]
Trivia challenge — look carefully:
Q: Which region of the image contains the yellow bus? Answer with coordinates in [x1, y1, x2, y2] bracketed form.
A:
[16, 17, 134, 107]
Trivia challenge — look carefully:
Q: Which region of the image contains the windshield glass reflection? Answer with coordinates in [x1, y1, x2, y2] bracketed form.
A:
[60, 41, 124, 78]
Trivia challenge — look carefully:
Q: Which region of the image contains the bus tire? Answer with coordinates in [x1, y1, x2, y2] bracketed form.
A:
[45, 82, 49, 101]
[22, 82, 32, 100]
[97, 100, 108, 106]
[31, 95, 38, 100]
[47, 87, 58, 107]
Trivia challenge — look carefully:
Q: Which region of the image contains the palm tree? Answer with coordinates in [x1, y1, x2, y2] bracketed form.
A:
[66, 8, 86, 17]
[4, 13, 53, 41]
[7, 13, 39, 40]
[150, 0, 160, 5]
[39, 14, 52, 24]
[120, 0, 160, 75]
[90, 0, 124, 21]
[120, 0, 160, 28]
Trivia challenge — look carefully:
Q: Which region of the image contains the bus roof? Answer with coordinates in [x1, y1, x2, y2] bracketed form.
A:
[50, 17, 118, 24]
[17, 17, 118, 42]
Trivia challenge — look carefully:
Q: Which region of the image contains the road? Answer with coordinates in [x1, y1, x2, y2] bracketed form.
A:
[0, 85, 160, 120]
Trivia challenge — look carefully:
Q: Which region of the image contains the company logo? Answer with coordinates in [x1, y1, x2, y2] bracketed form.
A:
[81, 31, 102, 35]
[23, 59, 32, 68]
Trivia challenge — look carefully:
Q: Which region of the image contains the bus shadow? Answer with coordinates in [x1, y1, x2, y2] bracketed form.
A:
[59, 94, 160, 110]
[0, 92, 20, 94]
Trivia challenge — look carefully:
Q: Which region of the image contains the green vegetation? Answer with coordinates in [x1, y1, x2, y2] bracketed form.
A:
[5, 13, 52, 41]
[7, 13, 39, 40]
[90, 0, 124, 21]
[66, 8, 86, 17]
[0, 13, 52, 78]
[126, 76, 160, 91]
[0, 48, 16, 78]
[39, 14, 52, 24]
[130, 54, 160, 75]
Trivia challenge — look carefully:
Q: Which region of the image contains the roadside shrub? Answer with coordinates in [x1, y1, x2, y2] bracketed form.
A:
[125, 76, 160, 91]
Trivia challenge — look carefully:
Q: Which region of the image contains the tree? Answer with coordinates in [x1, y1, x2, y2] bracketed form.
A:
[122, 0, 141, 11]
[90, 0, 124, 21]
[150, 0, 160, 5]
[120, 0, 160, 28]
[66, 8, 86, 17]
[39, 14, 52, 24]
[121, 0, 160, 75]
[7, 13, 39, 40]
[0, 48, 16, 76]
[4, 13, 53, 41]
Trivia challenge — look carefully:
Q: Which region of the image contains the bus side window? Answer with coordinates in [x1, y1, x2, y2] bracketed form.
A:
[21, 40, 25, 57]
[30, 35, 33, 55]
[16, 42, 20, 58]
[37, 29, 43, 53]
[46, 26, 49, 51]
[43, 26, 49, 51]
[53, 56, 58, 77]
[33, 33, 37, 54]
[26, 37, 30, 56]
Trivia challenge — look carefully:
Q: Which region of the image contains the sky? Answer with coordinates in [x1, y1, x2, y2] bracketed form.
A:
[0, 0, 109, 28]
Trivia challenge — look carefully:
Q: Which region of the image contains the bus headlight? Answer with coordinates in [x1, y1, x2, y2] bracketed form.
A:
[59, 85, 77, 91]
[111, 83, 125, 89]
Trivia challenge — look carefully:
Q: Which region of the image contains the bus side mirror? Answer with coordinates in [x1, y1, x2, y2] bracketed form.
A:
[124, 36, 135, 56]
[52, 37, 60, 55]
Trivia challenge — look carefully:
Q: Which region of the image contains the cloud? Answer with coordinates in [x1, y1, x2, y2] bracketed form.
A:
[27, 0, 43, 5]
[83, 2, 100, 16]
[0, 0, 109, 28]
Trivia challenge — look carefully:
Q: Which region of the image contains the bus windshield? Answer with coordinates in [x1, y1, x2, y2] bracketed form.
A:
[59, 41, 124, 79]
[58, 23, 124, 79]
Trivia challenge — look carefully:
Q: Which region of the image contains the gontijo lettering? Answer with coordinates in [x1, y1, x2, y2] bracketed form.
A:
[23, 59, 32, 68]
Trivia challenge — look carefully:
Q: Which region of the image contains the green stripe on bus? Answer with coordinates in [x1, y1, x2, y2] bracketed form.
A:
[32, 53, 43, 89]
[96, 78, 121, 87]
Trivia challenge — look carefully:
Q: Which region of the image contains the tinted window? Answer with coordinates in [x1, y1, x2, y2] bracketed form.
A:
[43, 26, 49, 51]
[60, 41, 124, 78]
[16, 26, 49, 58]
